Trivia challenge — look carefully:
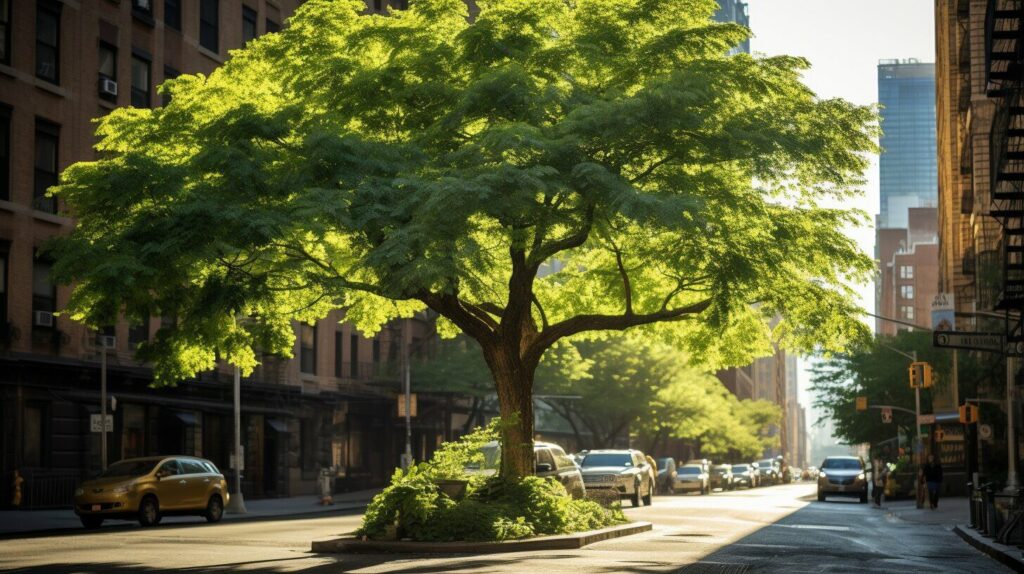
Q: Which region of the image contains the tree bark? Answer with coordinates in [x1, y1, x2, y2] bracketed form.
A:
[483, 342, 536, 480]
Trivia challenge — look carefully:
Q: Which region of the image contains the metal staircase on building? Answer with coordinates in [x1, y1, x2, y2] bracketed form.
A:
[986, 0, 1024, 347]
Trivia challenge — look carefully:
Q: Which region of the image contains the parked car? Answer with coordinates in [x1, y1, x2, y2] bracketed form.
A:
[817, 456, 868, 503]
[710, 464, 734, 491]
[655, 457, 678, 494]
[754, 458, 780, 485]
[468, 441, 586, 498]
[686, 458, 711, 475]
[675, 464, 710, 494]
[74, 456, 228, 529]
[789, 467, 803, 482]
[579, 449, 655, 507]
[730, 463, 758, 488]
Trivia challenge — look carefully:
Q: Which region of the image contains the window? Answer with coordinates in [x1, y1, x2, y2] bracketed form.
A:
[300, 419, 316, 471]
[265, 18, 280, 33]
[0, 246, 8, 323]
[131, 55, 150, 108]
[372, 338, 381, 365]
[300, 323, 316, 374]
[180, 459, 206, 475]
[34, 120, 59, 213]
[0, 0, 11, 65]
[392, 0, 409, 9]
[900, 285, 914, 300]
[157, 459, 182, 476]
[162, 65, 179, 106]
[350, 334, 359, 377]
[199, 0, 219, 53]
[98, 43, 116, 81]
[901, 305, 915, 320]
[132, 0, 153, 16]
[32, 259, 56, 315]
[36, 1, 60, 84]
[129, 316, 149, 347]
[242, 6, 257, 44]
[23, 405, 46, 467]
[0, 105, 9, 201]
[164, 0, 181, 31]
[373, 0, 383, 10]
[334, 331, 343, 377]
[899, 265, 914, 279]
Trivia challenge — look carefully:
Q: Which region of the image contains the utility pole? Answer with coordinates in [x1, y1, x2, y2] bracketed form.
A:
[100, 340, 108, 471]
[1008, 356, 1018, 492]
[402, 319, 413, 471]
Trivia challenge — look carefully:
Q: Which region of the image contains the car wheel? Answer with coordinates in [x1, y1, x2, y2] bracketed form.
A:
[642, 481, 653, 506]
[817, 491, 826, 502]
[138, 495, 161, 527]
[205, 494, 224, 523]
[631, 482, 641, 507]
[80, 515, 103, 529]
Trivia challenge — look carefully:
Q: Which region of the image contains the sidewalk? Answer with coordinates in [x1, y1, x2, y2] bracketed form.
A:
[0, 488, 379, 537]
[885, 497, 1024, 572]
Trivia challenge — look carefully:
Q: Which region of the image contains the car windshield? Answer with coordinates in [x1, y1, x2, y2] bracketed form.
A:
[822, 458, 862, 470]
[582, 453, 632, 467]
[712, 467, 729, 474]
[656, 458, 671, 470]
[732, 465, 749, 471]
[465, 445, 500, 470]
[678, 466, 701, 475]
[97, 459, 159, 479]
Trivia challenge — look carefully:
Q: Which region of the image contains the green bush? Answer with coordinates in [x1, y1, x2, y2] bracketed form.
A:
[356, 419, 626, 542]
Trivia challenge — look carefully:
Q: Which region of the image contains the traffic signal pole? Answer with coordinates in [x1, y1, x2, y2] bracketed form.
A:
[1008, 356, 1018, 492]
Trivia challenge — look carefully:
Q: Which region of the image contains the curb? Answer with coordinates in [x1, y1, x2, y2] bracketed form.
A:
[953, 524, 1024, 573]
[311, 521, 653, 554]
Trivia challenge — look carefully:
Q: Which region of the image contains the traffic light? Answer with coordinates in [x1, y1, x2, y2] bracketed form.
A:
[856, 396, 867, 411]
[959, 403, 979, 424]
[909, 362, 933, 389]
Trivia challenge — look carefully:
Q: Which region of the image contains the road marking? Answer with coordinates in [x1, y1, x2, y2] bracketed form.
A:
[770, 523, 851, 532]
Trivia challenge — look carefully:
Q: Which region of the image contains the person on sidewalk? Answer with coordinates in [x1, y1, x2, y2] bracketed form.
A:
[920, 454, 943, 510]
[873, 459, 889, 507]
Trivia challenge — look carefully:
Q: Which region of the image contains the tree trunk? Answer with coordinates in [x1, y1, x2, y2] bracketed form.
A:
[485, 344, 536, 480]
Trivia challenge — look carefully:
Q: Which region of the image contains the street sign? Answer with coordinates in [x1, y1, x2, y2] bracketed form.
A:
[881, 407, 892, 423]
[856, 396, 867, 411]
[917, 414, 936, 425]
[933, 331, 1005, 353]
[90, 414, 113, 433]
[397, 393, 418, 417]
[931, 293, 955, 331]
[229, 454, 245, 471]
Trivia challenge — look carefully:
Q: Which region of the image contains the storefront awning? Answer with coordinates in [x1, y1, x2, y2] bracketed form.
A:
[266, 418, 289, 433]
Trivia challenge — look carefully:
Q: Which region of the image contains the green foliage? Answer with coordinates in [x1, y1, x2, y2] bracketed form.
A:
[52, 0, 877, 387]
[357, 418, 624, 542]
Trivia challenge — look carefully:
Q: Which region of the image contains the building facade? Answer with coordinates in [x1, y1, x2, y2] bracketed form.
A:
[712, 0, 750, 55]
[0, 0, 463, 510]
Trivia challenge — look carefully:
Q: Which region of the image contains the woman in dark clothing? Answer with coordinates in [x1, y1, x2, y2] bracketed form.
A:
[921, 454, 944, 509]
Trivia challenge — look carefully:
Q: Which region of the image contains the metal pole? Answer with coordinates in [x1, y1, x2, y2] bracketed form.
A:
[101, 345, 107, 471]
[913, 350, 924, 509]
[1007, 355, 1018, 492]
[403, 321, 413, 471]
[227, 365, 247, 513]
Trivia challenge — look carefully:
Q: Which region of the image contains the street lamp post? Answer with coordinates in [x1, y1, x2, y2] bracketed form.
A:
[879, 344, 924, 509]
[100, 339, 108, 471]
[226, 365, 247, 514]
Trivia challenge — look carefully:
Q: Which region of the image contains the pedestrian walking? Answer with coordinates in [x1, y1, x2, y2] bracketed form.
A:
[872, 458, 888, 507]
[920, 454, 944, 510]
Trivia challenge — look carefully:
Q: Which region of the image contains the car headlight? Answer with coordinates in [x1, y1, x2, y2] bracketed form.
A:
[111, 483, 135, 495]
[75, 487, 84, 496]
[819, 471, 827, 479]
[857, 473, 865, 480]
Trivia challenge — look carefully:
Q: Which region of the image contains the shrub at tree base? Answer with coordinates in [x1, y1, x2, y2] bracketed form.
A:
[357, 421, 625, 542]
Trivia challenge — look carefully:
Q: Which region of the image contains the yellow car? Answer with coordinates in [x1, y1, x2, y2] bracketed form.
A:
[74, 456, 229, 529]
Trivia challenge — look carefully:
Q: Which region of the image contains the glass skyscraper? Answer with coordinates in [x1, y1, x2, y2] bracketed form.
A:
[713, 0, 750, 55]
[877, 59, 937, 229]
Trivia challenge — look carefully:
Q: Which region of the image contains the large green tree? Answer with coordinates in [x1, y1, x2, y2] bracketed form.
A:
[51, 0, 877, 478]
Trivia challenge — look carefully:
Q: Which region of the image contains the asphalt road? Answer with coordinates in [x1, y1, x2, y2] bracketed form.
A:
[0, 483, 1006, 573]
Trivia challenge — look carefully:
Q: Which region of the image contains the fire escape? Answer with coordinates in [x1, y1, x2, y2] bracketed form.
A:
[986, 0, 1024, 348]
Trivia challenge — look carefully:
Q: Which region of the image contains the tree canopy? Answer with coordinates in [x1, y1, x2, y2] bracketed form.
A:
[50, 0, 878, 477]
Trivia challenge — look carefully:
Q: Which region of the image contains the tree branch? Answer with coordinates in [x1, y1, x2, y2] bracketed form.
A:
[610, 240, 633, 316]
[527, 203, 595, 267]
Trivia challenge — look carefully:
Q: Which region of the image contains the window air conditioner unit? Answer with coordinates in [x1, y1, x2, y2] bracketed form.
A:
[99, 77, 118, 98]
[34, 311, 54, 328]
[99, 335, 117, 349]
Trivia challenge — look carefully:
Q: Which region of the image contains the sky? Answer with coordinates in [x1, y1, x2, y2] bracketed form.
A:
[743, 0, 936, 417]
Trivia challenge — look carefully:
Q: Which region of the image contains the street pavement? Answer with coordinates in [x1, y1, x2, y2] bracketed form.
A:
[0, 483, 1007, 573]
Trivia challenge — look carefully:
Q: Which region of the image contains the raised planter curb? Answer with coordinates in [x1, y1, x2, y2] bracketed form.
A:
[311, 521, 653, 554]
[953, 524, 1024, 573]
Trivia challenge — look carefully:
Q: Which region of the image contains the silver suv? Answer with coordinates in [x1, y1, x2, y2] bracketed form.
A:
[467, 441, 586, 498]
[816, 456, 868, 503]
[578, 449, 655, 507]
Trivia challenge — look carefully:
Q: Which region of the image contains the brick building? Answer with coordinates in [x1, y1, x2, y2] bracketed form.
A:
[876, 207, 940, 335]
[0, 0, 461, 510]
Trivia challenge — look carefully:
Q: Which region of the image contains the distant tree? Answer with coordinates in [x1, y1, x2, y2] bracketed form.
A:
[50, 0, 877, 478]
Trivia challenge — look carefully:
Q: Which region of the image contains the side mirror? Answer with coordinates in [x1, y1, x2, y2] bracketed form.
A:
[536, 463, 553, 473]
